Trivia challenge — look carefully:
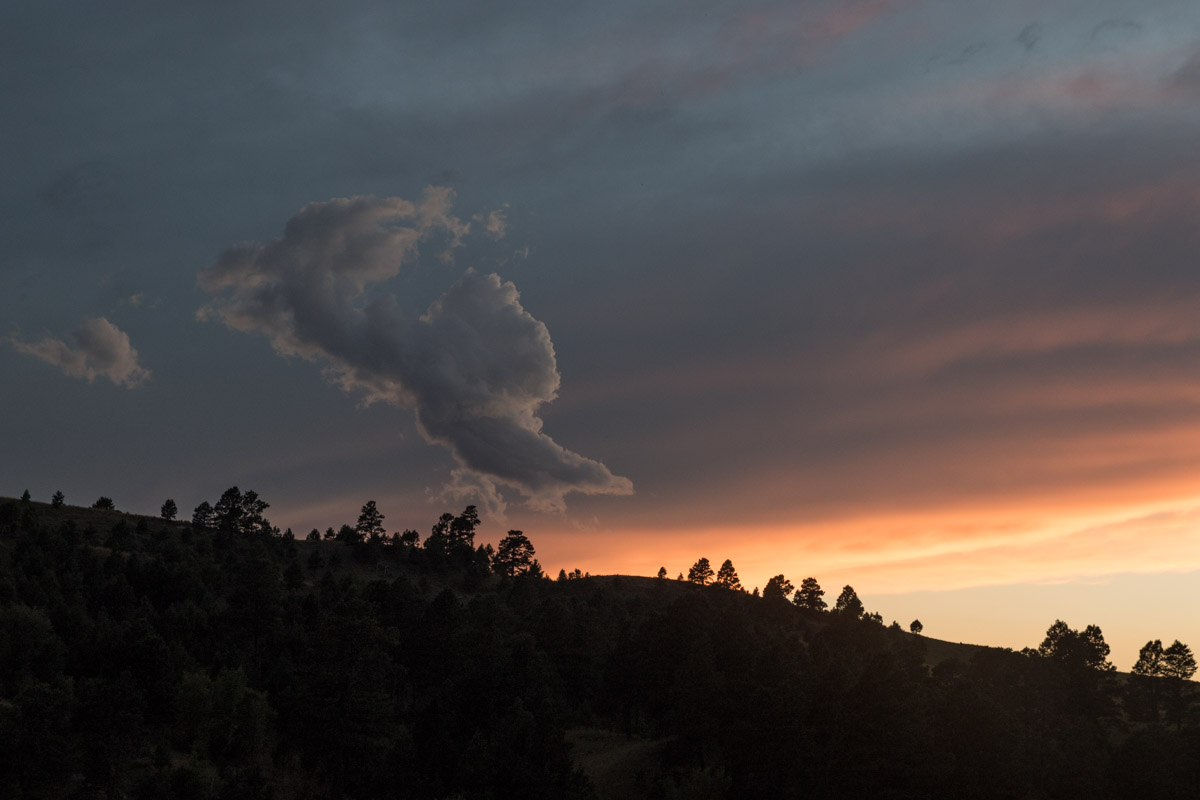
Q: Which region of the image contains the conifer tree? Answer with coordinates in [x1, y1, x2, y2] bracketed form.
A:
[1132, 639, 1165, 677]
[687, 557, 714, 585]
[192, 501, 215, 529]
[834, 585, 864, 618]
[493, 530, 536, 577]
[763, 574, 794, 602]
[714, 559, 742, 591]
[355, 500, 386, 543]
[793, 577, 827, 611]
[1162, 640, 1197, 680]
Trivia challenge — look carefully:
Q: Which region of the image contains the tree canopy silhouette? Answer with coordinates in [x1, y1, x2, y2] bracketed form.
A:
[762, 574, 794, 602]
[492, 530, 537, 577]
[834, 585, 864, 618]
[1036, 620, 1115, 671]
[793, 577, 826, 611]
[355, 500, 386, 543]
[714, 559, 742, 591]
[687, 557, 714, 585]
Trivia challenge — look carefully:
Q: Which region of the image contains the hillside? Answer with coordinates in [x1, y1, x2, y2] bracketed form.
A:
[2, 493, 1198, 799]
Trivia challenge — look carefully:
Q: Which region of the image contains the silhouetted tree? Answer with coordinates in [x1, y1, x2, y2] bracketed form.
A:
[1036, 620, 1115, 671]
[214, 487, 243, 530]
[687, 557, 714, 585]
[714, 559, 742, 590]
[1133, 640, 1165, 677]
[1162, 640, 1197, 680]
[450, 506, 480, 552]
[834, 585, 864, 618]
[910, 619, 923, 635]
[793, 577, 827, 611]
[493, 530, 536, 577]
[50, 490, 64, 508]
[657, 566, 668, 579]
[191, 501, 215, 529]
[306, 529, 321, 542]
[557, 569, 568, 582]
[356, 500, 386, 543]
[20, 489, 30, 504]
[92, 496, 114, 510]
[425, 512, 456, 556]
[399, 529, 419, 546]
[762, 574, 794, 602]
[160, 499, 177, 520]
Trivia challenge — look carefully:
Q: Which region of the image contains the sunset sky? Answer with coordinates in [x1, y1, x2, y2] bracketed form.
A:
[6, 0, 1200, 668]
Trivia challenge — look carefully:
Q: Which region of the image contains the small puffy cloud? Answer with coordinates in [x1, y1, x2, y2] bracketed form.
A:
[486, 209, 507, 238]
[198, 189, 632, 512]
[10, 316, 150, 388]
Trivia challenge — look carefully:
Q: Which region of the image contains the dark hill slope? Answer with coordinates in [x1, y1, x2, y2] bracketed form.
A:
[1, 496, 1196, 799]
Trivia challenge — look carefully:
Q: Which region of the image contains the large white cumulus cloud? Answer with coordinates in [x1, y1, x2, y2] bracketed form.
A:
[10, 317, 151, 388]
[198, 188, 632, 511]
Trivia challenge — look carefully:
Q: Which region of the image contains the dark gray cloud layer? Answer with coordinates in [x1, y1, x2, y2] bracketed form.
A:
[198, 191, 632, 511]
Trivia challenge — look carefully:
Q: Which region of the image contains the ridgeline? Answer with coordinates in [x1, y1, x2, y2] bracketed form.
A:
[1, 492, 1197, 799]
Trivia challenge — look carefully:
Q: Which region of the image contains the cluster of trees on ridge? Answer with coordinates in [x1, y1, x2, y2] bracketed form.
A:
[3, 487, 1200, 799]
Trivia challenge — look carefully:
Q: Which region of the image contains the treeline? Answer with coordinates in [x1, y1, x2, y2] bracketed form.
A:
[2, 491, 1200, 799]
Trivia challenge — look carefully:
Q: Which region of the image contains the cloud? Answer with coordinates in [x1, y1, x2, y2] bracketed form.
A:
[198, 189, 632, 512]
[431, 467, 509, 521]
[485, 209, 507, 238]
[9, 317, 150, 388]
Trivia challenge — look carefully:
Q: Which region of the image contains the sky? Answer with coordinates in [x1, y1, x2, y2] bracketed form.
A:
[5, 0, 1200, 668]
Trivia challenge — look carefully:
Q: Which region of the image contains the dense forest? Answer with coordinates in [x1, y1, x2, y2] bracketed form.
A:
[2, 489, 1199, 799]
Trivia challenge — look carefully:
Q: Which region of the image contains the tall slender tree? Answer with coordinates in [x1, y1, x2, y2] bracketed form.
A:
[793, 577, 827, 611]
[714, 559, 742, 590]
[356, 501, 386, 543]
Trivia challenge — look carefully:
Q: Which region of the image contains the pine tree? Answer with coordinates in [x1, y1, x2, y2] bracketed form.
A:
[687, 557, 714, 585]
[160, 498, 178, 520]
[192, 501, 215, 529]
[657, 566, 667, 579]
[1162, 640, 1197, 680]
[834, 585, 864, 618]
[493, 530, 537, 577]
[714, 559, 742, 591]
[51, 490, 64, 508]
[356, 500, 386, 543]
[793, 577, 827, 611]
[1132, 640, 1165, 677]
[763, 574, 794, 602]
